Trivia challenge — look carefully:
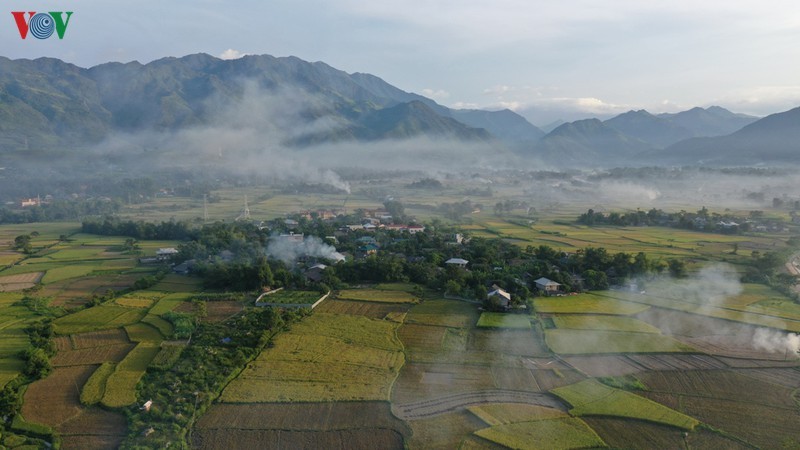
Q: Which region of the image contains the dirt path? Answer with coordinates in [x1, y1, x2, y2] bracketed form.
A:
[392, 389, 568, 420]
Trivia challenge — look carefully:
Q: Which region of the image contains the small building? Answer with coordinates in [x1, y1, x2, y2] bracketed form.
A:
[304, 263, 327, 282]
[445, 258, 469, 269]
[487, 287, 512, 309]
[278, 232, 304, 243]
[141, 400, 153, 412]
[534, 277, 561, 294]
[156, 248, 179, 261]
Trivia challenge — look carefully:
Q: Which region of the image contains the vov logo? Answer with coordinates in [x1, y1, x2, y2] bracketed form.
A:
[11, 12, 73, 39]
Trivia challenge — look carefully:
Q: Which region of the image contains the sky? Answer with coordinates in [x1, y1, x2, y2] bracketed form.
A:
[3, 0, 800, 125]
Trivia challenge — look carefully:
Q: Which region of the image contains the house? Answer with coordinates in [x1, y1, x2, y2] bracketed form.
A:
[407, 225, 425, 234]
[156, 248, 179, 261]
[141, 400, 153, 412]
[487, 287, 511, 309]
[445, 258, 469, 268]
[304, 263, 327, 282]
[534, 277, 561, 294]
[278, 232, 304, 243]
[358, 243, 380, 256]
[172, 259, 197, 275]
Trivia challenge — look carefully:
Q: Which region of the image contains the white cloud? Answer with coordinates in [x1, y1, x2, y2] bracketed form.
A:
[716, 86, 800, 116]
[421, 88, 450, 100]
[219, 49, 248, 60]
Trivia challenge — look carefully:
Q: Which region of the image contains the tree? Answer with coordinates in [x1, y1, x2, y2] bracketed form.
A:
[14, 234, 32, 254]
[667, 259, 687, 278]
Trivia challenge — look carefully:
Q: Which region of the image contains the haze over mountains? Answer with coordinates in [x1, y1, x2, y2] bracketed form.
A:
[0, 52, 798, 169]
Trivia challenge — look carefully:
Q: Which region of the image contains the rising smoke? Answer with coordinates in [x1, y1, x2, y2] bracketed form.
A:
[266, 234, 345, 265]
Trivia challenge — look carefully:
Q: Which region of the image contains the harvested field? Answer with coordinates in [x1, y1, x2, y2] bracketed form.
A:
[197, 401, 409, 433]
[583, 417, 751, 450]
[56, 408, 128, 438]
[203, 301, 244, 323]
[562, 355, 645, 377]
[22, 365, 95, 427]
[52, 343, 134, 367]
[70, 328, 130, 349]
[545, 329, 694, 354]
[338, 288, 418, 303]
[393, 390, 568, 420]
[474, 417, 606, 450]
[639, 369, 799, 409]
[491, 367, 540, 391]
[59, 434, 125, 450]
[552, 379, 699, 430]
[626, 354, 728, 371]
[530, 369, 585, 391]
[315, 299, 410, 319]
[468, 329, 549, 357]
[406, 410, 490, 450]
[735, 367, 800, 388]
[392, 363, 496, 405]
[681, 333, 800, 360]
[0, 272, 42, 291]
[194, 428, 404, 450]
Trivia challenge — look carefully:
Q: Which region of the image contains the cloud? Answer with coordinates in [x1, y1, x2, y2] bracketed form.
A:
[219, 49, 248, 60]
[421, 88, 450, 101]
[716, 85, 800, 116]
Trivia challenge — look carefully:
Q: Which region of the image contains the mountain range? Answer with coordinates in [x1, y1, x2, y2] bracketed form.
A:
[0, 53, 798, 168]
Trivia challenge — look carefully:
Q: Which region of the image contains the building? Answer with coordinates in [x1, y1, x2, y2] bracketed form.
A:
[445, 258, 469, 269]
[487, 287, 512, 309]
[534, 277, 561, 294]
[156, 248, 179, 261]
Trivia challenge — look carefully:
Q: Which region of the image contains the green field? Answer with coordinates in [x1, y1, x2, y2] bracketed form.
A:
[552, 315, 662, 333]
[474, 418, 607, 450]
[468, 403, 568, 426]
[101, 343, 161, 407]
[545, 329, 694, 354]
[258, 290, 323, 305]
[221, 313, 404, 402]
[124, 323, 165, 342]
[551, 379, 700, 430]
[338, 288, 418, 303]
[53, 305, 147, 335]
[534, 294, 650, 315]
[476, 312, 531, 329]
[81, 362, 116, 405]
[41, 265, 97, 284]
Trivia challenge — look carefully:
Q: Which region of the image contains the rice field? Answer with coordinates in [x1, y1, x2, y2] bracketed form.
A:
[474, 417, 607, 450]
[53, 305, 147, 335]
[101, 343, 161, 408]
[337, 289, 418, 304]
[552, 315, 662, 333]
[476, 312, 531, 329]
[534, 294, 650, 315]
[544, 329, 695, 354]
[551, 379, 700, 430]
[221, 313, 404, 402]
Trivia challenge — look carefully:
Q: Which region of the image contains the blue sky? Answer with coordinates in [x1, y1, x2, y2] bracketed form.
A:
[3, 0, 800, 125]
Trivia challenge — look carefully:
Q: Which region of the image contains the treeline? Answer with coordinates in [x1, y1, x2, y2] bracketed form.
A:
[0, 199, 121, 224]
[82, 217, 197, 241]
[577, 207, 754, 233]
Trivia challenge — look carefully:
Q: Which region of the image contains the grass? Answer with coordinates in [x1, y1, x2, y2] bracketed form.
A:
[552, 315, 661, 333]
[149, 344, 185, 370]
[534, 294, 650, 315]
[148, 293, 190, 315]
[141, 314, 174, 337]
[405, 299, 478, 328]
[468, 403, 568, 426]
[80, 362, 116, 405]
[259, 290, 322, 305]
[544, 329, 695, 354]
[221, 313, 404, 402]
[474, 418, 607, 450]
[551, 379, 700, 430]
[124, 323, 164, 343]
[476, 312, 531, 329]
[374, 282, 419, 292]
[338, 289, 418, 304]
[53, 305, 147, 335]
[101, 343, 160, 408]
